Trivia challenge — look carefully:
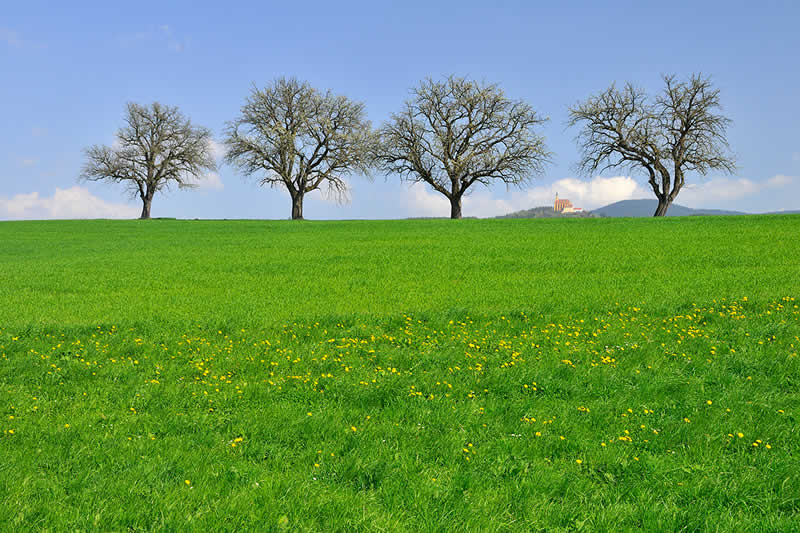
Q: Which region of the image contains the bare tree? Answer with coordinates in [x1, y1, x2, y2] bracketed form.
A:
[569, 74, 735, 216]
[224, 78, 374, 220]
[81, 102, 216, 219]
[375, 76, 551, 219]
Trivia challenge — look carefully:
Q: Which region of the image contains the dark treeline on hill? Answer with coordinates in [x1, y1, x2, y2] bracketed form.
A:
[495, 206, 599, 219]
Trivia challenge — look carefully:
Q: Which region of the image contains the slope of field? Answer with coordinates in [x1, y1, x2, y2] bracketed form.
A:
[1, 216, 798, 330]
[1, 217, 799, 530]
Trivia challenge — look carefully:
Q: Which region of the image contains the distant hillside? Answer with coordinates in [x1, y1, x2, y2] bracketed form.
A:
[495, 199, 798, 219]
[763, 210, 800, 215]
[592, 199, 747, 218]
[495, 206, 599, 219]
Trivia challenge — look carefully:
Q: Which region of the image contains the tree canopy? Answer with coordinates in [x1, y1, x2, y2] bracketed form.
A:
[375, 76, 551, 219]
[569, 74, 735, 216]
[81, 102, 216, 219]
[224, 78, 374, 220]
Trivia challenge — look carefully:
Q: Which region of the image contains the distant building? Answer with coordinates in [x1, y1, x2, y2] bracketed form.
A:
[554, 193, 582, 213]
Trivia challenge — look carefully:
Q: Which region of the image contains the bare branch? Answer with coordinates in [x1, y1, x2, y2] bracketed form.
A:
[223, 78, 375, 219]
[569, 73, 735, 216]
[80, 102, 216, 219]
[375, 76, 551, 219]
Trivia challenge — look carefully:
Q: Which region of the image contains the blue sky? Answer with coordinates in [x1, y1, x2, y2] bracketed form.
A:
[2, 0, 799, 219]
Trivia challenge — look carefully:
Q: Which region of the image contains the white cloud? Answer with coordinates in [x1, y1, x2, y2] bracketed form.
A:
[766, 174, 794, 187]
[208, 139, 227, 161]
[514, 176, 650, 211]
[180, 171, 224, 191]
[463, 191, 516, 218]
[0, 187, 139, 220]
[680, 175, 797, 209]
[403, 183, 450, 217]
[402, 184, 517, 218]
[190, 172, 224, 191]
[203, 172, 224, 190]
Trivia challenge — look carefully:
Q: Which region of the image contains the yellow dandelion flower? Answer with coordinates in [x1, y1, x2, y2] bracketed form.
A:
[185, 480, 191, 486]
[576, 459, 583, 465]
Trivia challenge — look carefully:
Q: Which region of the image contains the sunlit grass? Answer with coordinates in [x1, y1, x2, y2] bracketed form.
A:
[1, 217, 798, 530]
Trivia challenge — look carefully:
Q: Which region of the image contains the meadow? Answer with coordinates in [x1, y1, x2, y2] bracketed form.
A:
[1, 216, 799, 531]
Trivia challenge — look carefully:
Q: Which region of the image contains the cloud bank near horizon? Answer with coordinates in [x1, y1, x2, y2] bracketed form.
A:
[1, 174, 797, 221]
[402, 176, 651, 218]
[0, 187, 140, 220]
[401, 174, 799, 218]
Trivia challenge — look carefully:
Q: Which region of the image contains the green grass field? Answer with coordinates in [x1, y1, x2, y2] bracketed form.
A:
[1, 216, 799, 531]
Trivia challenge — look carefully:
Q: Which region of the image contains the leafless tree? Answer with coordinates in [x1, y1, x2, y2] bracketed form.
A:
[569, 74, 736, 216]
[81, 102, 216, 219]
[375, 76, 551, 219]
[224, 78, 374, 220]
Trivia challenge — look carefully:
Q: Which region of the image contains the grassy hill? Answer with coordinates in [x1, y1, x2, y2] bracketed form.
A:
[592, 199, 747, 217]
[1, 217, 798, 530]
[1, 216, 797, 328]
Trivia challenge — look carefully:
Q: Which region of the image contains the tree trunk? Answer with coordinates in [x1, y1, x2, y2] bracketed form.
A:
[450, 195, 462, 219]
[291, 192, 304, 220]
[653, 197, 670, 217]
[140, 195, 153, 220]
